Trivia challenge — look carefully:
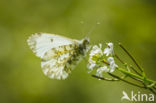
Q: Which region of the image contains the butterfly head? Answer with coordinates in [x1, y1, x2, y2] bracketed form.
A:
[78, 37, 90, 54]
[81, 37, 90, 46]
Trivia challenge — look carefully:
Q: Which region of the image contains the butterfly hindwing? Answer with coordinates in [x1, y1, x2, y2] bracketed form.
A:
[41, 44, 82, 79]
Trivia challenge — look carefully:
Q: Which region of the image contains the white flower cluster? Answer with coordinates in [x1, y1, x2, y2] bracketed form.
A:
[88, 43, 118, 77]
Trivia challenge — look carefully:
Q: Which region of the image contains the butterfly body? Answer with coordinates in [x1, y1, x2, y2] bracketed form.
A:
[27, 33, 90, 80]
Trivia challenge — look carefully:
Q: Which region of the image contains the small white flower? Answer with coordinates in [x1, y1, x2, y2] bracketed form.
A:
[104, 42, 114, 56]
[87, 63, 96, 70]
[87, 44, 103, 72]
[96, 66, 109, 77]
[87, 57, 96, 73]
[107, 57, 118, 73]
[90, 44, 103, 57]
[87, 58, 97, 72]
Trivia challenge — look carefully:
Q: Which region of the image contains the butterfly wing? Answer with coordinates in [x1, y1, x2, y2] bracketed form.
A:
[27, 33, 77, 58]
[41, 44, 81, 80]
[27, 33, 89, 80]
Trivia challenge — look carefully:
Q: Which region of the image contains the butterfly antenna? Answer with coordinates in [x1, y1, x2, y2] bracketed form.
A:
[80, 21, 86, 36]
[87, 23, 98, 37]
[86, 20, 103, 37]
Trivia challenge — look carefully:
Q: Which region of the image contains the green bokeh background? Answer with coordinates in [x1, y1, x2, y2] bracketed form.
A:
[0, 0, 156, 103]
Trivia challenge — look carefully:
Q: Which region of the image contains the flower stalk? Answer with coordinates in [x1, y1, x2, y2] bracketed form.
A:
[118, 43, 145, 76]
[87, 42, 156, 95]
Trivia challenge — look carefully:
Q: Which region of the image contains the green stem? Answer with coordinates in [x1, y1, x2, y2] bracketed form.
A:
[118, 43, 145, 76]
[108, 73, 145, 88]
[117, 67, 156, 84]
[114, 54, 142, 76]
[114, 54, 124, 64]
[129, 65, 142, 76]
[92, 75, 118, 81]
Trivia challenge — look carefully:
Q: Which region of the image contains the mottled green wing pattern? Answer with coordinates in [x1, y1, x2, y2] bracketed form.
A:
[41, 44, 84, 80]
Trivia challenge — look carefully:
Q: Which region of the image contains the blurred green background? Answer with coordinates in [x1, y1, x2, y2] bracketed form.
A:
[0, 0, 156, 103]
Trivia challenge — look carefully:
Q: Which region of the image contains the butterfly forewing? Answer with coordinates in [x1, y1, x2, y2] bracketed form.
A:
[27, 33, 76, 58]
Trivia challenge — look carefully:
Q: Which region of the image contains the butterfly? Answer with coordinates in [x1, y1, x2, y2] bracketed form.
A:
[27, 33, 90, 80]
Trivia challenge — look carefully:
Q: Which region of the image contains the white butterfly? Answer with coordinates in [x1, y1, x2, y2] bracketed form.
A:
[27, 33, 90, 80]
